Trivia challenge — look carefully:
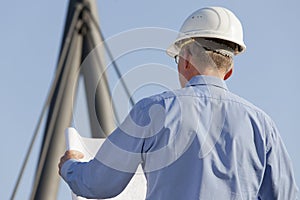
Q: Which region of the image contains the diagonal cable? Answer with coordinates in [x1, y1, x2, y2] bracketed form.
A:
[10, 4, 84, 199]
[84, 7, 135, 107]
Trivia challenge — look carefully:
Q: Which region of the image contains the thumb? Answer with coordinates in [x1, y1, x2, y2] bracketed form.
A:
[66, 150, 84, 160]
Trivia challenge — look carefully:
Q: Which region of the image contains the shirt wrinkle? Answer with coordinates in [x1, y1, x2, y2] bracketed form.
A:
[61, 75, 299, 200]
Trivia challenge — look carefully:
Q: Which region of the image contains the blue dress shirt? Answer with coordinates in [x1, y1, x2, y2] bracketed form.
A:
[61, 75, 298, 199]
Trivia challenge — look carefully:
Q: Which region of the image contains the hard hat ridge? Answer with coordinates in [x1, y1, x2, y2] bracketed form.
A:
[167, 6, 246, 57]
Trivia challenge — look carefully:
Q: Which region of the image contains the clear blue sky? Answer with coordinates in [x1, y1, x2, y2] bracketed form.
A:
[1, 0, 299, 199]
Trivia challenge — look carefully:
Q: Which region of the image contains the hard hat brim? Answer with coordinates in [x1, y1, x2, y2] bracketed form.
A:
[166, 32, 246, 57]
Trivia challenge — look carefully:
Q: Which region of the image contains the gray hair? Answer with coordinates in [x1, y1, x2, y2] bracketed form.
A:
[179, 38, 234, 73]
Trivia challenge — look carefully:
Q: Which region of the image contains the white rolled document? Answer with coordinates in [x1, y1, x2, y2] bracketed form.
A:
[65, 127, 147, 200]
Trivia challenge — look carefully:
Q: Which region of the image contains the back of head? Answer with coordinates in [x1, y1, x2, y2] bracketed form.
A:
[179, 38, 234, 75]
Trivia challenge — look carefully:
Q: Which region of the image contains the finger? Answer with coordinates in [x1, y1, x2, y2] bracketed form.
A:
[58, 156, 65, 175]
[59, 155, 67, 167]
[65, 150, 84, 159]
[58, 150, 84, 176]
[59, 157, 64, 168]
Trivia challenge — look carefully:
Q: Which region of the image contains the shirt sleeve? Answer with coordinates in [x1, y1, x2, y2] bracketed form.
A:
[258, 120, 299, 199]
[60, 156, 136, 199]
[60, 98, 160, 199]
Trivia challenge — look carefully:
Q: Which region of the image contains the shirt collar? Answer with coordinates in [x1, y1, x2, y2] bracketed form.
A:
[185, 75, 228, 91]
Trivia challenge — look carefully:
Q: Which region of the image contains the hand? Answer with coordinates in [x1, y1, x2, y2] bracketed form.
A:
[58, 150, 84, 175]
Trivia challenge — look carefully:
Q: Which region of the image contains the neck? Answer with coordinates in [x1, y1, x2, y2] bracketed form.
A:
[189, 66, 225, 80]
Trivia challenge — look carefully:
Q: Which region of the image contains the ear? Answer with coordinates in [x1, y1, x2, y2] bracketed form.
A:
[184, 53, 192, 69]
[224, 67, 233, 80]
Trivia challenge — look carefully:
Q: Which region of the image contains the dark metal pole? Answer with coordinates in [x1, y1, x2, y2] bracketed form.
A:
[30, 0, 116, 199]
[30, 2, 83, 199]
[81, 0, 115, 138]
[31, 28, 82, 200]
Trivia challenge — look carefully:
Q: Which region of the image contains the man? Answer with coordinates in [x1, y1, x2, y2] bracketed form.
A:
[59, 7, 298, 199]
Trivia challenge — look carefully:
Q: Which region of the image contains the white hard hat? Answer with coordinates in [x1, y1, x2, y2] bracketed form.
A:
[167, 7, 246, 57]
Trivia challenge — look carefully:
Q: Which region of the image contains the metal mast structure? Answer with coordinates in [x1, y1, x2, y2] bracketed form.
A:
[29, 0, 115, 199]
